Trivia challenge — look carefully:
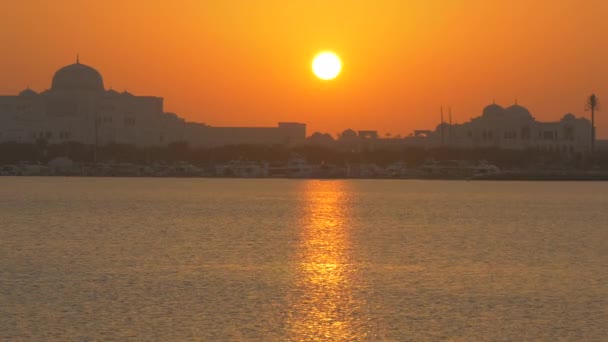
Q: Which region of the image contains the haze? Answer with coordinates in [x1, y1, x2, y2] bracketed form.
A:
[1, 0, 607, 137]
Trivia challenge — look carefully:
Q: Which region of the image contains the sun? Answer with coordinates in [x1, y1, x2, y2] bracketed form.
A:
[312, 52, 342, 80]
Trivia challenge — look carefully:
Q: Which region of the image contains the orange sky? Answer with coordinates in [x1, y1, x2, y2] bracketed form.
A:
[1, 0, 608, 137]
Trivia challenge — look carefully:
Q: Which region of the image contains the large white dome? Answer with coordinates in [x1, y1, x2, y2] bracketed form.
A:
[51, 61, 104, 92]
[505, 104, 533, 120]
[482, 103, 504, 118]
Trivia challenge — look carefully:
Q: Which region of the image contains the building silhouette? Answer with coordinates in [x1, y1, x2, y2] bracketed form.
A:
[0, 59, 306, 147]
[408, 103, 592, 155]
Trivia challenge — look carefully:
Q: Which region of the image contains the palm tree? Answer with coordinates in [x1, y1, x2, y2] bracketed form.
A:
[585, 94, 600, 154]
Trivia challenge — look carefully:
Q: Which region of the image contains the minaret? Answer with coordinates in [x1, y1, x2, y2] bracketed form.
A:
[76, 53, 80, 64]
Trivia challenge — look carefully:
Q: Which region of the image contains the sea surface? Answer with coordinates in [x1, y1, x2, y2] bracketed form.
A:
[0, 178, 606, 341]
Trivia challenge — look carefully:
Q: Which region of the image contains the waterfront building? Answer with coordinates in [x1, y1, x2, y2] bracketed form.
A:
[185, 121, 306, 147]
[324, 104, 593, 155]
[0, 59, 306, 147]
[408, 103, 592, 154]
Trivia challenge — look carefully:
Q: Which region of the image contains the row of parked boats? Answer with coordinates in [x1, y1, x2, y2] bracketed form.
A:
[1, 157, 503, 179]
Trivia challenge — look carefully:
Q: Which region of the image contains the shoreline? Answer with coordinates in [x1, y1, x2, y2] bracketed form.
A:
[2, 173, 608, 181]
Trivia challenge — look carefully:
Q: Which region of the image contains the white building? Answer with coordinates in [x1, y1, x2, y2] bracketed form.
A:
[411, 103, 592, 154]
[0, 59, 306, 147]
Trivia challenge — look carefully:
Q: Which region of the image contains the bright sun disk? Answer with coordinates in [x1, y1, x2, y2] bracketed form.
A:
[312, 52, 342, 80]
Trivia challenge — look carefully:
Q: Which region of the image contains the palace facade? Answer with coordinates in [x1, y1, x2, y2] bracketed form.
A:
[409, 103, 592, 154]
[0, 59, 306, 147]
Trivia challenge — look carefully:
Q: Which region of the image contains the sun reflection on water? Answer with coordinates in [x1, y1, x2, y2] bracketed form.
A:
[288, 181, 368, 341]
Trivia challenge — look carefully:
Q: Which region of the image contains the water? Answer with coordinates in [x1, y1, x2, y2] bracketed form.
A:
[0, 178, 606, 341]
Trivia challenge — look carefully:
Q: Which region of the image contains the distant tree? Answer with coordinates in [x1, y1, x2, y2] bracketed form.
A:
[307, 132, 335, 146]
[585, 94, 600, 154]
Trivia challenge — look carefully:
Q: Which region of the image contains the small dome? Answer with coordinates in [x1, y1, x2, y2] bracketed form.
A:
[51, 61, 104, 92]
[340, 129, 357, 139]
[19, 88, 38, 97]
[105, 89, 120, 96]
[562, 113, 576, 121]
[505, 104, 533, 120]
[482, 103, 504, 118]
[121, 90, 133, 97]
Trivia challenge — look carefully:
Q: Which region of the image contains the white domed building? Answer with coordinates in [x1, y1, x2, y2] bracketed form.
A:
[0, 58, 187, 146]
[417, 102, 592, 154]
[0, 59, 306, 148]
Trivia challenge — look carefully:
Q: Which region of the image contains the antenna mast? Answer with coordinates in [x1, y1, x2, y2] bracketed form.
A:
[440, 106, 445, 146]
[449, 107, 453, 144]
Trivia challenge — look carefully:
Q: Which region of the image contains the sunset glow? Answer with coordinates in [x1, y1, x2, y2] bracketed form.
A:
[1, 1, 607, 136]
[312, 52, 342, 80]
[1, 1, 607, 339]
